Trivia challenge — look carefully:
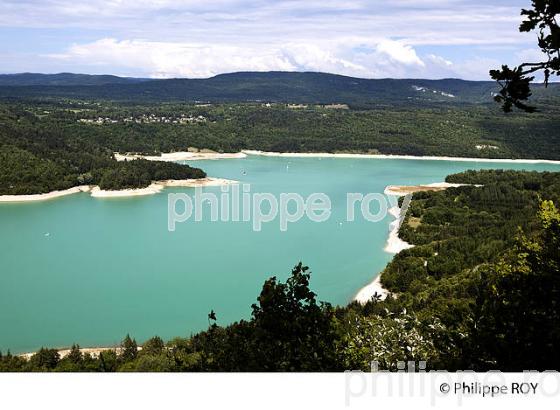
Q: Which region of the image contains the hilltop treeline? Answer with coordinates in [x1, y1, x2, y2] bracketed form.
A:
[0, 72, 558, 106]
[2, 170, 559, 372]
[0, 72, 498, 103]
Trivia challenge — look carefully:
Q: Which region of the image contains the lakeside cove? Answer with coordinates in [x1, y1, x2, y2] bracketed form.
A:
[2, 154, 560, 353]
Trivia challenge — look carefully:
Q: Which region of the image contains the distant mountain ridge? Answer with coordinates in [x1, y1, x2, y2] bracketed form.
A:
[0, 71, 556, 105]
[0, 72, 150, 86]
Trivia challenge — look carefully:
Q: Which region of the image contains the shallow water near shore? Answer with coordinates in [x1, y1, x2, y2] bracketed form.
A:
[2, 155, 560, 353]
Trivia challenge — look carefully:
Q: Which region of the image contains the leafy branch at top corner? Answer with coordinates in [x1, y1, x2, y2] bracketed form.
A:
[491, 0, 559, 113]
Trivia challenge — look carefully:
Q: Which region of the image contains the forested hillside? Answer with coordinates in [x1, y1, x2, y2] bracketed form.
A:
[0, 73, 149, 87]
[2, 170, 558, 372]
[0, 104, 206, 194]
[1, 72, 559, 105]
[1, 99, 560, 195]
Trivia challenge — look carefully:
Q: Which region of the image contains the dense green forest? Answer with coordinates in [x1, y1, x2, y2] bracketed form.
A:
[1, 98, 560, 194]
[2, 170, 558, 372]
[0, 103, 206, 194]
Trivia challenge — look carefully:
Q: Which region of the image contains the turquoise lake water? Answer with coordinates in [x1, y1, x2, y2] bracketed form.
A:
[2, 155, 560, 353]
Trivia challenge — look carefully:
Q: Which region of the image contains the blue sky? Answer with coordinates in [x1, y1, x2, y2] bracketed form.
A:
[0, 0, 544, 79]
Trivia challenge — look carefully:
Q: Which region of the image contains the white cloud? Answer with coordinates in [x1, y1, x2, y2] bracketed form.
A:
[1, 0, 538, 79]
[376, 40, 425, 66]
[51, 39, 295, 78]
[48, 38, 424, 78]
[426, 54, 453, 67]
[515, 48, 548, 64]
[46, 36, 521, 81]
[0, 0, 531, 48]
[435, 56, 502, 79]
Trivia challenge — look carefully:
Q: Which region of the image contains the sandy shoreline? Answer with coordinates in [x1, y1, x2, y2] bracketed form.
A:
[384, 182, 473, 196]
[354, 275, 389, 303]
[242, 150, 560, 164]
[0, 186, 92, 203]
[0, 178, 238, 202]
[353, 191, 413, 304]
[384, 205, 415, 255]
[115, 149, 560, 164]
[115, 151, 247, 162]
[91, 178, 238, 198]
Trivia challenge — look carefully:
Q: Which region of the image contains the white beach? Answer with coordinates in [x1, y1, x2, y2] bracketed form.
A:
[384, 205, 415, 254]
[0, 185, 91, 203]
[243, 150, 560, 164]
[90, 178, 239, 198]
[161, 178, 239, 187]
[354, 275, 389, 303]
[114, 151, 247, 162]
[354, 190, 414, 304]
[356, 202, 414, 303]
[115, 149, 560, 164]
[0, 178, 238, 202]
[90, 184, 164, 198]
[384, 182, 471, 196]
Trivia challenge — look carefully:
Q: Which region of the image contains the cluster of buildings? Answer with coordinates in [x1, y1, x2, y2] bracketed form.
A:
[78, 114, 207, 125]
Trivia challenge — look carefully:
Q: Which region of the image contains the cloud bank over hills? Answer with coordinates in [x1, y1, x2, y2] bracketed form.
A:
[0, 0, 546, 80]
